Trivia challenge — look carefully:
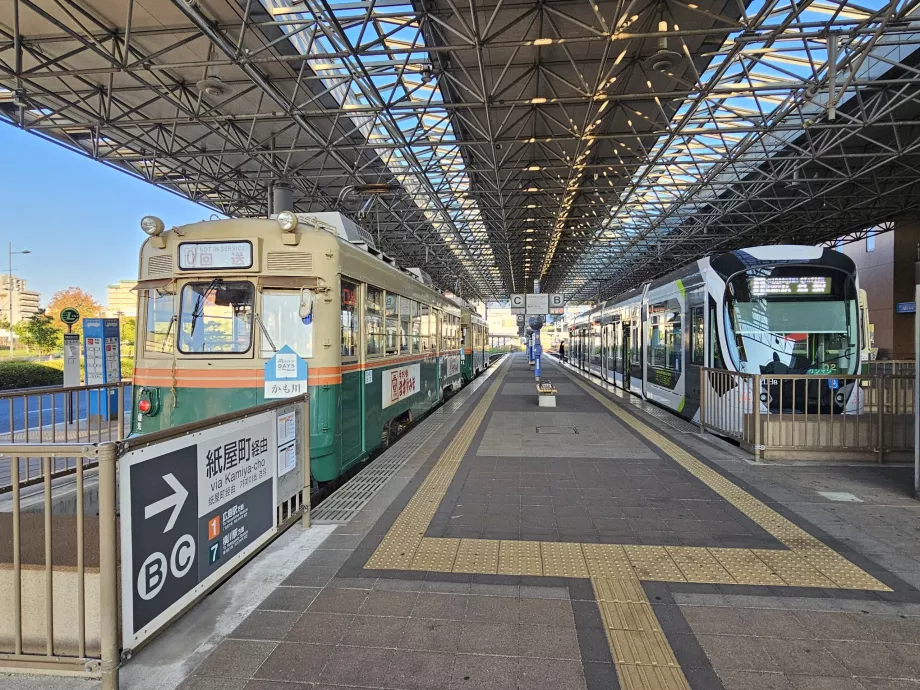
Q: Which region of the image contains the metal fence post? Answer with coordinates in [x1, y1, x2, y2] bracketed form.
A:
[98, 442, 120, 690]
[753, 374, 761, 462]
[877, 376, 885, 465]
[699, 367, 706, 433]
[302, 394, 311, 530]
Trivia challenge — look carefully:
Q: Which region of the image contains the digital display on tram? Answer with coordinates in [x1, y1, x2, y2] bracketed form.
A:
[750, 276, 831, 296]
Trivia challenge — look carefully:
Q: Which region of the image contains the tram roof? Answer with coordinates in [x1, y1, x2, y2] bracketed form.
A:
[3, 0, 920, 302]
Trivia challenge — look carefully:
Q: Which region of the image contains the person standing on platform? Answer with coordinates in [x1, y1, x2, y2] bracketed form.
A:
[558, 339, 566, 362]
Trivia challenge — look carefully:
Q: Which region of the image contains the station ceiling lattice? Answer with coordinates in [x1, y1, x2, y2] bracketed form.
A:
[2, 0, 920, 301]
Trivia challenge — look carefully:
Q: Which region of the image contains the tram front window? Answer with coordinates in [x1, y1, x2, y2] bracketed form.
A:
[179, 280, 254, 354]
[725, 269, 858, 375]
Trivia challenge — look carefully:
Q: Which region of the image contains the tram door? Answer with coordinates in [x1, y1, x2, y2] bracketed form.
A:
[620, 323, 630, 390]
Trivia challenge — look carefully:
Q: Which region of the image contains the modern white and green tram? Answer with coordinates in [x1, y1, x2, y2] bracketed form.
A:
[568, 246, 869, 423]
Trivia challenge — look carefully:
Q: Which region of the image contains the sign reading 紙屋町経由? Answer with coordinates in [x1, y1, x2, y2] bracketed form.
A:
[383, 363, 420, 408]
[264, 344, 308, 399]
[119, 412, 278, 650]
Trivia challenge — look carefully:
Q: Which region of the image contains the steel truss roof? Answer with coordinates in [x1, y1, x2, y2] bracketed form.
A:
[2, 0, 919, 301]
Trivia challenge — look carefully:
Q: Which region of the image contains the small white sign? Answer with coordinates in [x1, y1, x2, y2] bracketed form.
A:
[275, 353, 298, 379]
[365, 369, 373, 384]
[277, 411, 296, 446]
[264, 380, 306, 399]
[383, 363, 420, 408]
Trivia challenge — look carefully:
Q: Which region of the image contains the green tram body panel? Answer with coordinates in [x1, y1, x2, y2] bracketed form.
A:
[134, 357, 451, 482]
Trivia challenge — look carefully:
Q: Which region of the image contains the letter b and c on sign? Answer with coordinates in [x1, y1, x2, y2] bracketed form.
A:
[137, 535, 196, 601]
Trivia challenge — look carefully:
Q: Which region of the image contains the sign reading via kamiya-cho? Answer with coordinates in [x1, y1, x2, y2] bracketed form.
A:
[119, 412, 277, 649]
[264, 344, 308, 399]
[383, 363, 420, 408]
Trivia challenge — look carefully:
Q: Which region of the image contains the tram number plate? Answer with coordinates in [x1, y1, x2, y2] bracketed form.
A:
[828, 378, 840, 389]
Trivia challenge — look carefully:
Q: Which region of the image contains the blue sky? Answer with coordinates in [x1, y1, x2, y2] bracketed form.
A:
[1, 125, 213, 307]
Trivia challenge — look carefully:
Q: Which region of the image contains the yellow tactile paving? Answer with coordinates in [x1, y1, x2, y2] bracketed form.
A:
[498, 540, 543, 576]
[363, 359, 892, 690]
[569, 375, 891, 592]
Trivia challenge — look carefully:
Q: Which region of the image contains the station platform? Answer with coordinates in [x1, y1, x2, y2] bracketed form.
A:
[161, 353, 920, 690]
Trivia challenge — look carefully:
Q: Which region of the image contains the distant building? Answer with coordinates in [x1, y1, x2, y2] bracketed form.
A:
[829, 223, 919, 360]
[0, 275, 41, 324]
[106, 279, 138, 317]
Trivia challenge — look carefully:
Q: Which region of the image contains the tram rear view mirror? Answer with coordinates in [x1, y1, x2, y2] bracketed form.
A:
[300, 288, 314, 325]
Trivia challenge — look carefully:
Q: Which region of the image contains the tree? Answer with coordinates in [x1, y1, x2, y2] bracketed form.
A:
[120, 317, 136, 346]
[14, 311, 62, 354]
[47, 287, 103, 334]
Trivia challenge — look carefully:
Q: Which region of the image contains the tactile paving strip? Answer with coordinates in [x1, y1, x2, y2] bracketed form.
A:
[362, 356, 891, 690]
[311, 362, 504, 523]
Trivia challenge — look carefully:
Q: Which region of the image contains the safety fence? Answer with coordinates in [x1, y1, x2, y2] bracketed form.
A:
[0, 395, 310, 689]
[0, 381, 131, 494]
[700, 368, 915, 463]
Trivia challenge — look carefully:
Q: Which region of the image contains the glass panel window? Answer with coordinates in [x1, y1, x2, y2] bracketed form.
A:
[341, 279, 358, 359]
[410, 301, 421, 352]
[261, 291, 314, 358]
[399, 296, 411, 353]
[691, 305, 705, 365]
[144, 290, 175, 354]
[366, 285, 384, 356]
[420, 305, 431, 351]
[385, 293, 398, 354]
[178, 280, 253, 354]
[648, 300, 681, 371]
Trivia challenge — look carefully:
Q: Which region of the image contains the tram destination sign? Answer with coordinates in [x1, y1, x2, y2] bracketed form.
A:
[178, 241, 253, 270]
[750, 276, 831, 296]
[119, 411, 278, 649]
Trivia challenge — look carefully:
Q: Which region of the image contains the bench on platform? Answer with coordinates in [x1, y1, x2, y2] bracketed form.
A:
[536, 381, 557, 407]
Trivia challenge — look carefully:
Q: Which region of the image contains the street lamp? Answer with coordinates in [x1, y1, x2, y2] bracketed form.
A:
[8, 243, 31, 356]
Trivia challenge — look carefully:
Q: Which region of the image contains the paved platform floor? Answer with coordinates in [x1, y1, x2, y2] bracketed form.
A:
[175, 354, 920, 690]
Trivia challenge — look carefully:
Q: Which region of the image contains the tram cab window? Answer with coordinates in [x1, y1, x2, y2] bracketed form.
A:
[261, 291, 314, 359]
[399, 296, 411, 353]
[178, 280, 253, 354]
[341, 279, 358, 359]
[385, 294, 399, 354]
[366, 286, 384, 357]
[145, 290, 176, 354]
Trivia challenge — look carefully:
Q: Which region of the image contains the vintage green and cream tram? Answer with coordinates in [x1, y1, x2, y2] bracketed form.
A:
[131, 211, 477, 483]
[450, 297, 488, 382]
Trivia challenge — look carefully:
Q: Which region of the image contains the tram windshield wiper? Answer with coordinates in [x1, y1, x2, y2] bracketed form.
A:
[189, 278, 222, 337]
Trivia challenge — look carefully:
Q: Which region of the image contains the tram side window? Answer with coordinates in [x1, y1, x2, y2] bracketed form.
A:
[648, 300, 681, 371]
[340, 279, 357, 359]
[410, 301, 421, 353]
[145, 290, 176, 354]
[366, 285, 384, 357]
[709, 299, 725, 369]
[178, 281, 253, 354]
[385, 293, 399, 354]
[630, 323, 639, 364]
[691, 305, 704, 365]
[399, 296, 412, 353]
[261, 291, 313, 358]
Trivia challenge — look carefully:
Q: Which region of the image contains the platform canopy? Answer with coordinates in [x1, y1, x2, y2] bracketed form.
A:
[2, 0, 920, 300]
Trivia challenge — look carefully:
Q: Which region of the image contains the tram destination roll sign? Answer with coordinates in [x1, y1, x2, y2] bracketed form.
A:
[119, 412, 278, 649]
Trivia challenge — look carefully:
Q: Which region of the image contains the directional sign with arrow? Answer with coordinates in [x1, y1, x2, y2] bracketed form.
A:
[144, 473, 189, 533]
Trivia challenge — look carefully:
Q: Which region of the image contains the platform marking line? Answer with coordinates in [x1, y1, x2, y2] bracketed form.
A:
[363, 358, 889, 690]
[568, 375, 889, 592]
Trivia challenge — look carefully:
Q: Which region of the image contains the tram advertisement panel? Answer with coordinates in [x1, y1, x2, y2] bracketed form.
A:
[445, 353, 461, 378]
[383, 363, 420, 408]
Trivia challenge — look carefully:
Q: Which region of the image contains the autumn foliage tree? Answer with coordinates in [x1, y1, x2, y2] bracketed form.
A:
[47, 287, 103, 334]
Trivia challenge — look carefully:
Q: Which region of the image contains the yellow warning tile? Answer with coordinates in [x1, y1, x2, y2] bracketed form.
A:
[797, 551, 890, 591]
[709, 548, 785, 586]
[410, 538, 460, 571]
[624, 546, 686, 582]
[601, 601, 663, 633]
[608, 629, 680, 667]
[592, 576, 648, 604]
[454, 538, 500, 574]
[753, 550, 838, 588]
[541, 542, 590, 578]
[616, 662, 691, 690]
[584, 544, 637, 579]
[666, 547, 736, 584]
[498, 540, 543, 576]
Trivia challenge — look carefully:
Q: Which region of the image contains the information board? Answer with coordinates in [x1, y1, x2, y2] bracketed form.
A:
[510, 293, 559, 315]
[120, 411, 279, 649]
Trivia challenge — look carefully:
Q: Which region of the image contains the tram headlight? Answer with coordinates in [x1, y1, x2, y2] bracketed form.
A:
[140, 215, 165, 237]
[277, 211, 298, 233]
